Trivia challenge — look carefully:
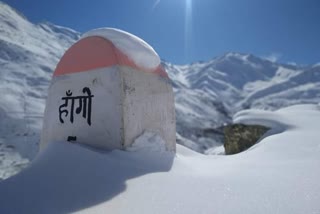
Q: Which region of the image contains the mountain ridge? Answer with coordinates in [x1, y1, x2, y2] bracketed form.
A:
[0, 1, 319, 157]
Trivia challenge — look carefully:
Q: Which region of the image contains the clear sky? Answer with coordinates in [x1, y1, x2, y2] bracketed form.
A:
[3, 0, 320, 65]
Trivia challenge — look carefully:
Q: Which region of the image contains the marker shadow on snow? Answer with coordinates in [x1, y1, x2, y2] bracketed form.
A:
[0, 141, 174, 213]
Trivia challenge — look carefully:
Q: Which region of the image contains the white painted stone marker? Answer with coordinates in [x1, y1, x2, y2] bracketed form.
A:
[41, 28, 176, 152]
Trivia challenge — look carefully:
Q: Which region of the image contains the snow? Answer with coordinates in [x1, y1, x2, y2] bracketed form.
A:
[126, 131, 168, 153]
[0, 140, 175, 214]
[204, 145, 225, 155]
[0, 143, 29, 181]
[0, 1, 79, 170]
[82, 28, 160, 70]
[166, 53, 320, 150]
[1, 4, 320, 213]
[1, 104, 320, 214]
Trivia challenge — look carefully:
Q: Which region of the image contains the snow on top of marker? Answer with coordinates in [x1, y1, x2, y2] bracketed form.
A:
[82, 28, 160, 71]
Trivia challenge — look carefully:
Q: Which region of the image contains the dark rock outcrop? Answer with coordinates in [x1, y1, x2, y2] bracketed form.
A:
[224, 124, 270, 155]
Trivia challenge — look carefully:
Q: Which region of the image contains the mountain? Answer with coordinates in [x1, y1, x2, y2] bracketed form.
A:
[0, 0, 319, 170]
[0, 2, 79, 162]
[167, 53, 320, 152]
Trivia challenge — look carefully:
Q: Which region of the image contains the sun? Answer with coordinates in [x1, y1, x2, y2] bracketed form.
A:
[186, 0, 192, 11]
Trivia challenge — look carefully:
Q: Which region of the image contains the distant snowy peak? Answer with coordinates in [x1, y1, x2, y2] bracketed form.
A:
[39, 22, 80, 40]
[0, 2, 29, 28]
[166, 52, 319, 108]
[313, 63, 320, 68]
[0, 2, 80, 52]
[168, 52, 300, 89]
[165, 51, 320, 151]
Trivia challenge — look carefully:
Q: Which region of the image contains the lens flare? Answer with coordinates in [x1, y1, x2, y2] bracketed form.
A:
[185, 0, 192, 61]
[152, 0, 161, 10]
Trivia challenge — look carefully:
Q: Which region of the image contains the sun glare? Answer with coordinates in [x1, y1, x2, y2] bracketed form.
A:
[185, 0, 193, 61]
[186, 0, 192, 11]
[152, 0, 161, 10]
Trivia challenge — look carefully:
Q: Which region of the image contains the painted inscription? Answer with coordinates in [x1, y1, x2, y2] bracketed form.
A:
[67, 136, 77, 142]
[59, 87, 94, 126]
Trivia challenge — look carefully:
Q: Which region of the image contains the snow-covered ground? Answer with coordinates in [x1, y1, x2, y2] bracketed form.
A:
[0, 142, 29, 181]
[0, 4, 320, 213]
[1, 104, 319, 214]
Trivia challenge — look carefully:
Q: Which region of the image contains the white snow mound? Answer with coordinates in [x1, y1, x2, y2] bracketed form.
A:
[0, 144, 29, 180]
[0, 105, 320, 214]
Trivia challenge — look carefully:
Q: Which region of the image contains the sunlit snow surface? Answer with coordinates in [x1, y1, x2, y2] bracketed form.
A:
[0, 3, 320, 212]
[0, 104, 319, 214]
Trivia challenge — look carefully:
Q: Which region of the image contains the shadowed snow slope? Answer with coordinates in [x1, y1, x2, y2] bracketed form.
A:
[0, 104, 319, 214]
[0, 2, 80, 162]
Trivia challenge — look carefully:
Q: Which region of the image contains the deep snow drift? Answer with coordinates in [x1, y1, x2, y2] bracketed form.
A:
[1, 104, 319, 214]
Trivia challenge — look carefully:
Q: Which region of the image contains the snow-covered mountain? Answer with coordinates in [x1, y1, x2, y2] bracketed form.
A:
[0, 0, 319, 167]
[167, 53, 320, 152]
[1, 3, 320, 213]
[0, 2, 79, 178]
[0, 2, 79, 160]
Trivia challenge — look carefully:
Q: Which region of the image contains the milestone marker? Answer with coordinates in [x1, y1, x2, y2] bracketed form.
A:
[41, 28, 176, 152]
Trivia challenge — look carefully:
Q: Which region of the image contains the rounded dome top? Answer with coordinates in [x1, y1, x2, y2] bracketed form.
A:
[54, 28, 168, 77]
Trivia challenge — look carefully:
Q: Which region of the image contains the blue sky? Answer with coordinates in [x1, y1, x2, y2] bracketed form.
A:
[3, 0, 320, 65]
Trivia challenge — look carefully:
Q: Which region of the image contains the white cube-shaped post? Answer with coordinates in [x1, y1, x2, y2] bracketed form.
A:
[41, 28, 176, 152]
